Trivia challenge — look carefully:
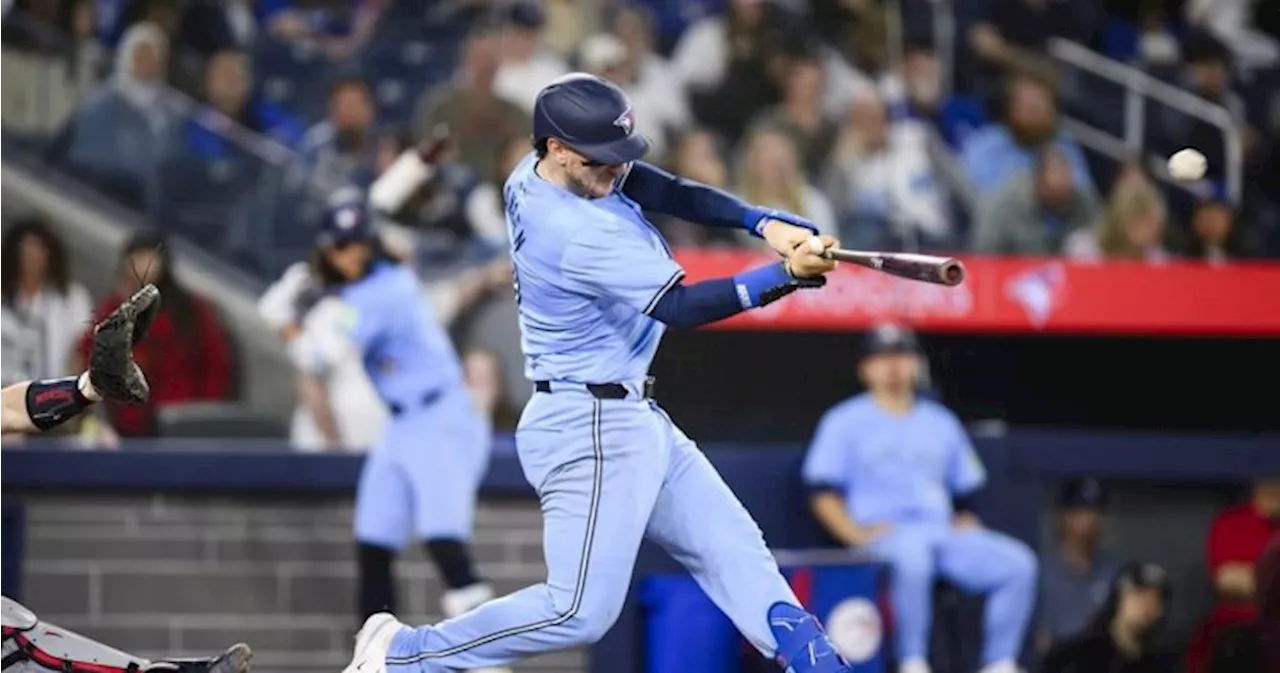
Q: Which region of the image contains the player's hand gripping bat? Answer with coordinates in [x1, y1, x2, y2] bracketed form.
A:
[821, 249, 966, 286]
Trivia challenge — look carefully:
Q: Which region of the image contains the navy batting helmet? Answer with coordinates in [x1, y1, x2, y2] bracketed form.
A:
[532, 73, 650, 165]
[317, 191, 375, 248]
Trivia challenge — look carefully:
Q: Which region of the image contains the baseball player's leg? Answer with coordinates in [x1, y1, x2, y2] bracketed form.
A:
[401, 391, 491, 615]
[354, 438, 414, 620]
[643, 419, 848, 672]
[2, 597, 250, 673]
[379, 398, 667, 672]
[935, 528, 1037, 668]
[864, 525, 943, 667]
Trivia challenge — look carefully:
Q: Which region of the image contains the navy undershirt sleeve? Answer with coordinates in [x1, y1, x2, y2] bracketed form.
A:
[647, 277, 744, 330]
[648, 262, 817, 330]
[622, 161, 763, 234]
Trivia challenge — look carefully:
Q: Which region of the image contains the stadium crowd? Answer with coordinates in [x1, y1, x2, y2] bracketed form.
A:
[2, 1, 1279, 672]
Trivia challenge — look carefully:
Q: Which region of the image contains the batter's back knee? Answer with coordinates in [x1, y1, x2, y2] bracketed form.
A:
[556, 590, 627, 646]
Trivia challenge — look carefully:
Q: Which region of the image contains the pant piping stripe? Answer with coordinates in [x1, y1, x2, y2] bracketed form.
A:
[386, 399, 605, 664]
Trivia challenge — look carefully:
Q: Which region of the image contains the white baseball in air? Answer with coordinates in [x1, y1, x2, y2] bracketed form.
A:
[807, 236, 825, 254]
[1167, 148, 1207, 181]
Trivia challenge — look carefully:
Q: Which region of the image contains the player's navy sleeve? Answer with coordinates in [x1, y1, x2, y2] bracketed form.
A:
[802, 407, 851, 495]
[649, 262, 818, 330]
[559, 217, 685, 314]
[621, 162, 819, 237]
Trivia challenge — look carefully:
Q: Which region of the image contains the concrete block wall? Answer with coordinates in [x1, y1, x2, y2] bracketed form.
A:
[13, 493, 586, 673]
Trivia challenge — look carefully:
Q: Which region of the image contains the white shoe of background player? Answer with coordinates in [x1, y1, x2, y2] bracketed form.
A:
[343, 613, 405, 673]
[440, 583, 512, 673]
[899, 658, 932, 673]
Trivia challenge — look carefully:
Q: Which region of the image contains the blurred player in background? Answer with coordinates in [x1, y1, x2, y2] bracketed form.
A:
[346, 73, 852, 673]
[295, 193, 500, 667]
[258, 259, 388, 452]
[804, 325, 1037, 673]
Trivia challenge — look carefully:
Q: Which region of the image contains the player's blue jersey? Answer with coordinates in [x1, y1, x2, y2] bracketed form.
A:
[503, 153, 684, 384]
[336, 260, 464, 407]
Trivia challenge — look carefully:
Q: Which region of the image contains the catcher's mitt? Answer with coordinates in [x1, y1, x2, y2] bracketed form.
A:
[89, 284, 161, 404]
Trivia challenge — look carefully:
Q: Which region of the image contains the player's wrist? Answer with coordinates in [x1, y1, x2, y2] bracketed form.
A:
[733, 262, 797, 309]
[77, 372, 103, 403]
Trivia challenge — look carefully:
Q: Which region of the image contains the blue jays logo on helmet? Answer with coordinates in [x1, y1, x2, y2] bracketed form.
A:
[613, 109, 635, 136]
[532, 73, 650, 165]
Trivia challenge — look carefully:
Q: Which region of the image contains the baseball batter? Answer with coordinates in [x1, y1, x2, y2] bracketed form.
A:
[346, 74, 853, 673]
[300, 196, 502, 645]
[0, 287, 251, 673]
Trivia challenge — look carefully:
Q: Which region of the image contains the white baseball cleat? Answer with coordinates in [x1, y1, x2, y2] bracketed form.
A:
[343, 613, 406, 673]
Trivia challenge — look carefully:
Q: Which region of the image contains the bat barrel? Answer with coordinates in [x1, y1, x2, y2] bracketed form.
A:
[938, 259, 966, 286]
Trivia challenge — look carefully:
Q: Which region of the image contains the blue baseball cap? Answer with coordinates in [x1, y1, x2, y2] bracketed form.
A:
[532, 73, 650, 165]
[317, 199, 375, 248]
[1057, 478, 1107, 509]
[863, 323, 918, 359]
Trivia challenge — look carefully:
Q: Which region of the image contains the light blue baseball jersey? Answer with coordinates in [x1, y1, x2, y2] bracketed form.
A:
[503, 153, 683, 383]
[803, 394, 986, 525]
[326, 260, 465, 407]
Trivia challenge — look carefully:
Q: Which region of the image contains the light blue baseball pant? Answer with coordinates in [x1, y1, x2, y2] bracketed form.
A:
[865, 523, 1037, 665]
[385, 387, 804, 671]
[355, 387, 492, 547]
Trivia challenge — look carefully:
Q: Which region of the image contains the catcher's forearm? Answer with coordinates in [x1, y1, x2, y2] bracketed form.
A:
[1, 374, 102, 434]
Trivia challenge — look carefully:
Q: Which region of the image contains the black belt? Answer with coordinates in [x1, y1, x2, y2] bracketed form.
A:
[534, 377, 655, 400]
[388, 389, 443, 417]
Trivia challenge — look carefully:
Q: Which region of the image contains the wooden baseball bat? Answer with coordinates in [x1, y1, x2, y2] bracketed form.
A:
[821, 248, 967, 286]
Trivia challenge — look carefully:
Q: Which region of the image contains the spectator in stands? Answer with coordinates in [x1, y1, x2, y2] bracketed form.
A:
[578, 32, 689, 162]
[737, 126, 837, 242]
[414, 26, 530, 182]
[821, 9, 890, 121]
[960, 69, 1094, 197]
[803, 324, 1037, 673]
[183, 48, 303, 160]
[462, 348, 520, 433]
[1186, 0, 1279, 71]
[1, 0, 66, 53]
[464, 135, 532, 251]
[260, 0, 381, 62]
[968, 0, 1100, 92]
[895, 39, 989, 150]
[824, 92, 949, 250]
[0, 216, 92, 384]
[1185, 186, 1253, 263]
[1064, 180, 1171, 262]
[492, 0, 568, 115]
[1163, 34, 1243, 181]
[652, 129, 740, 248]
[972, 145, 1099, 254]
[1043, 562, 1176, 673]
[671, 0, 792, 145]
[1038, 479, 1121, 654]
[611, 4, 683, 109]
[64, 21, 174, 208]
[1185, 479, 1280, 673]
[109, 0, 233, 94]
[1207, 532, 1280, 673]
[748, 51, 837, 179]
[1102, 0, 1182, 68]
[76, 230, 234, 439]
[299, 76, 380, 190]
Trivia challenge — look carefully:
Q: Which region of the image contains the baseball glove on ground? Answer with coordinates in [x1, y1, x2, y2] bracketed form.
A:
[89, 284, 160, 404]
